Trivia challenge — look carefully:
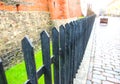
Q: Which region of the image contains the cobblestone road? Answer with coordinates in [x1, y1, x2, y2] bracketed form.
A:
[87, 17, 120, 84]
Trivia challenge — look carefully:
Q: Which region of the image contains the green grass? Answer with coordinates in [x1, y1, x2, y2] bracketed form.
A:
[5, 61, 27, 84]
[5, 43, 53, 84]
[78, 16, 84, 19]
[5, 50, 43, 84]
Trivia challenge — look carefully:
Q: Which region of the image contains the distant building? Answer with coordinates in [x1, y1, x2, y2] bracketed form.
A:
[106, 0, 120, 16]
[0, 0, 83, 19]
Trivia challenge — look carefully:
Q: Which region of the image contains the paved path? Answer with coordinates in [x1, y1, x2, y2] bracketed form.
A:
[87, 17, 120, 84]
[74, 17, 120, 84]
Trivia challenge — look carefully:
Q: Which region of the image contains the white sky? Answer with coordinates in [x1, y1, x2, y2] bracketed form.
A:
[88, 0, 113, 14]
[80, 0, 114, 16]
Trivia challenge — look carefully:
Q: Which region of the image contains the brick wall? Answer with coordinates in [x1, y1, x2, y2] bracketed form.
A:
[0, 0, 48, 11]
[0, 0, 83, 69]
[48, 0, 82, 19]
[0, 0, 83, 19]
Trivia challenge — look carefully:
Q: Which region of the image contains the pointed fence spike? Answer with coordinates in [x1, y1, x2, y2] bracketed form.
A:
[40, 31, 52, 84]
[52, 27, 59, 84]
[59, 25, 66, 84]
[22, 36, 38, 84]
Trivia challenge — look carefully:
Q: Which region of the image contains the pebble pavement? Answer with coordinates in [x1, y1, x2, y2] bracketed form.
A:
[74, 17, 120, 84]
[87, 17, 120, 84]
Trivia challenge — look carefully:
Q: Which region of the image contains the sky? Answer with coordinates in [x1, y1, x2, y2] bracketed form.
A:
[88, 0, 113, 14]
[80, 0, 114, 16]
[89, 0, 113, 8]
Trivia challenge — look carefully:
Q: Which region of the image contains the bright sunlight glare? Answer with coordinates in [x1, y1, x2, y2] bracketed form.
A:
[88, 0, 113, 14]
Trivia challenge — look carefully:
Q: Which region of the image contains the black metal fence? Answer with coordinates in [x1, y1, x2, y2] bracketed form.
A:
[0, 14, 96, 84]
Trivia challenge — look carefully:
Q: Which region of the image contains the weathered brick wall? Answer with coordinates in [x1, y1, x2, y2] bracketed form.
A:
[48, 0, 82, 19]
[0, 11, 53, 69]
[0, 0, 48, 11]
[0, 0, 83, 19]
[0, 0, 83, 70]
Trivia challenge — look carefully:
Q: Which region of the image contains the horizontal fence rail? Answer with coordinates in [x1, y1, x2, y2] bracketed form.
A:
[0, 14, 96, 84]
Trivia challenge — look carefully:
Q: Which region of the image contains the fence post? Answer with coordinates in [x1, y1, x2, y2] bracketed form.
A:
[52, 28, 59, 84]
[73, 21, 79, 75]
[65, 23, 71, 84]
[40, 31, 52, 84]
[76, 20, 82, 70]
[78, 19, 84, 67]
[22, 36, 38, 84]
[69, 22, 75, 83]
[0, 59, 7, 84]
[59, 25, 66, 84]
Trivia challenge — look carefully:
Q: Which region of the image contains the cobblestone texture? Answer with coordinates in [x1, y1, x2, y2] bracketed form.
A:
[87, 17, 120, 84]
